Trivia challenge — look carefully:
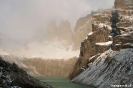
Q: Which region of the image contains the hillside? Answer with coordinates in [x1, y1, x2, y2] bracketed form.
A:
[0, 57, 53, 88]
[22, 57, 78, 77]
[69, 0, 133, 88]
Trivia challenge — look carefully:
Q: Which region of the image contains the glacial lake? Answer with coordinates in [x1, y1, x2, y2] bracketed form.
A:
[35, 77, 94, 88]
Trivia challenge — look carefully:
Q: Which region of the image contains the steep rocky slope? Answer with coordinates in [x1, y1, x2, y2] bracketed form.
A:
[0, 57, 53, 88]
[70, 0, 133, 87]
[71, 48, 133, 88]
[72, 11, 98, 50]
[0, 53, 40, 76]
[69, 9, 112, 79]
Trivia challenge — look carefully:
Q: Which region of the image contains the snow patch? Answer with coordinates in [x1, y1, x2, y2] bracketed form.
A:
[86, 32, 93, 39]
[98, 23, 112, 30]
[95, 41, 112, 46]
[88, 32, 93, 36]
[123, 43, 133, 46]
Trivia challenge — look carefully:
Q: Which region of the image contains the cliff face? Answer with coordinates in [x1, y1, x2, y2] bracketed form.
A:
[69, 9, 112, 79]
[22, 57, 78, 77]
[70, 0, 133, 87]
[0, 57, 52, 88]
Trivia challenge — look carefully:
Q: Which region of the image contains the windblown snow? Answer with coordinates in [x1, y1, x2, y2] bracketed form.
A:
[3, 41, 79, 60]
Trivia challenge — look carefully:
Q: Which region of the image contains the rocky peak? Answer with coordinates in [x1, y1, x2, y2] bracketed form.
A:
[45, 20, 58, 41]
[58, 20, 72, 34]
[74, 16, 90, 32]
[57, 20, 73, 45]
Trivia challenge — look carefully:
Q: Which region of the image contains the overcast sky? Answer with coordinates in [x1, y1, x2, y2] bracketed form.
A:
[0, 0, 115, 42]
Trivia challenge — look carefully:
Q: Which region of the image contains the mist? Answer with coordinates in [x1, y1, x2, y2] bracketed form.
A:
[0, 0, 115, 48]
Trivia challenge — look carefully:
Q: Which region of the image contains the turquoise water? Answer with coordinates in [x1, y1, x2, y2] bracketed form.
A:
[35, 77, 94, 88]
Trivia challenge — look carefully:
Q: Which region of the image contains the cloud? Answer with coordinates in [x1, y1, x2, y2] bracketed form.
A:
[0, 0, 115, 48]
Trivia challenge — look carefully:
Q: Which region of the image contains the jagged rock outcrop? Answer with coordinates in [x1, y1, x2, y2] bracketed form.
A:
[57, 20, 73, 45]
[32, 20, 73, 46]
[70, 0, 133, 88]
[69, 9, 112, 79]
[112, 28, 133, 51]
[112, 0, 133, 51]
[115, 0, 133, 10]
[0, 57, 53, 88]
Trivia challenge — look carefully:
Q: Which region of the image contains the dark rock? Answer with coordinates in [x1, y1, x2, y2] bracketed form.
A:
[0, 57, 53, 88]
[12, 63, 19, 72]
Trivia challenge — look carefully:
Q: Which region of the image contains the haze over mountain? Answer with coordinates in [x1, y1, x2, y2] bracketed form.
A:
[0, 0, 115, 59]
[0, 0, 115, 43]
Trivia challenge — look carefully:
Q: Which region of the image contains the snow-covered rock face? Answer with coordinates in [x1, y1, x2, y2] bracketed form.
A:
[70, 0, 133, 79]
[69, 27, 111, 79]
[92, 10, 111, 31]
[115, 0, 133, 10]
[71, 49, 133, 88]
[116, 0, 133, 29]
[112, 29, 133, 51]
[69, 10, 112, 79]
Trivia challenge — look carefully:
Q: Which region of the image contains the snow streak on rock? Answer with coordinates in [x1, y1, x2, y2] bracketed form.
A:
[71, 49, 133, 88]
